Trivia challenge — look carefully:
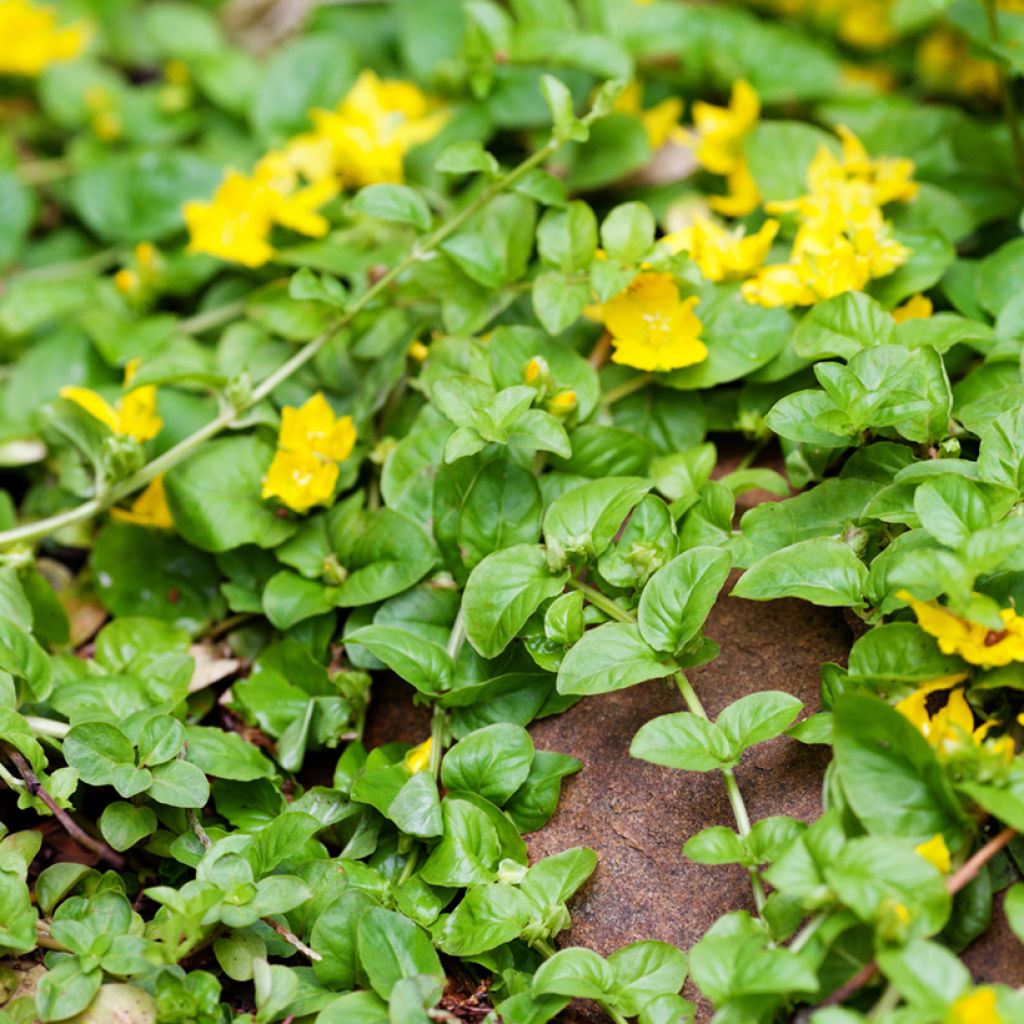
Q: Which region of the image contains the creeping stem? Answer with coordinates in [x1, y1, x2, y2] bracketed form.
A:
[566, 578, 766, 913]
[0, 136, 561, 550]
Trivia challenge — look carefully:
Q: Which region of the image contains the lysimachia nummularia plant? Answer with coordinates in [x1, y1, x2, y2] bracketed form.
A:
[4, 1, 1024, 1023]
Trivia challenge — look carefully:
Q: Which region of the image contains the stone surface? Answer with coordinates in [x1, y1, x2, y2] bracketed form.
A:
[526, 586, 846, 1020]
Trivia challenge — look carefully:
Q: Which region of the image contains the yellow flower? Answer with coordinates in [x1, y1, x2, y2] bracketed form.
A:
[135, 242, 158, 271]
[61, 362, 162, 443]
[900, 591, 1024, 669]
[665, 216, 778, 283]
[183, 170, 277, 268]
[613, 80, 685, 150]
[741, 263, 817, 308]
[310, 69, 447, 188]
[688, 80, 760, 177]
[892, 294, 933, 323]
[262, 450, 339, 513]
[548, 390, 577, 416]
[948, 988, 1003, 1024]
[896, 685, 1014, 762]
[111, 476, 174, 529]
[0, 0, 86, 76]
[915, 834, 951, 874]
[279, 392, 357, 463]
[114, 269, 139, 295]
[593, 273, 707, 373]
[183, 152, 337, 268]
[408, 340, 429, 363]
[261, 392, 356, 513]
[745, 126, 914, 308]
[838, 0, 893, 50]
[708, 160, 762, 218]
[404, 737, 432, 774]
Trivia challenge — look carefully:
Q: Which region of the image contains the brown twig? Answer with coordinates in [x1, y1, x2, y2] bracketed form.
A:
[820, 825, 1017, 1008]
[263, 916, 322, 961]
[2, 746, 125, 869]
[587, 330, 612, 369]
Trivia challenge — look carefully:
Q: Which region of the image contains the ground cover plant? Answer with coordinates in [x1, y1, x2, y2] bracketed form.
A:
[6, 0, 1024, 1021]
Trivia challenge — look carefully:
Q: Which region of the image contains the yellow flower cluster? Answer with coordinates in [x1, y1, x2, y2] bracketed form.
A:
[262, 392, 356, 513]
[901, 591, 1024, 669]
[664, 216, 778, 283]
[613, 80, 685, 151]
[588, 273, 707, 373]
[896, 682, 1014, 764]
[60, 360, 162, 443]
[742, 126, 916, 308]
[0, 0, 86, 76]
[682, 80, 761, 217]
[916, 27, 1000, 103]
[185, 70, 445, 268]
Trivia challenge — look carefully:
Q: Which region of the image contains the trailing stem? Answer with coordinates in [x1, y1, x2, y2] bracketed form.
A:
[0, 136, 561, 551]
[566, 578, 766, 913]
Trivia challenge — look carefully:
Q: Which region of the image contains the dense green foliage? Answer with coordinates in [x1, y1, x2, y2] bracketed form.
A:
[6, 1, 1024, 1023]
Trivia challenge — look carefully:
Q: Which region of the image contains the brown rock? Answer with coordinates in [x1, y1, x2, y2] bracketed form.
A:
[527, 589, 848, 1021]
[962, 889, 1024, 988]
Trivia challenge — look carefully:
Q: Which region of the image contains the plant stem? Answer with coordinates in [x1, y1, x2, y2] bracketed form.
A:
[18, 157, 74, 185]
[788, 911, 826, 954]
[263, 916, 322, 961]
[178, 299, 247, 336]
[0, 137, 560, 552]
[2, 746, 125, 868]
[16, 248, 119, 281]
[673, 672, 765, 913]
[187, 808, 212, 849]
[24, 715, 70, 739]
[601, 373, 655, 407]
[868, 983, 900, 1019]
[567, 578, 633, 624]
[985, 0, 1024, 189]
[428, 606, 466, 777]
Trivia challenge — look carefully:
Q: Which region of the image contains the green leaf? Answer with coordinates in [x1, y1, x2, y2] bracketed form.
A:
[165, 436, 297, 553]
[36, 958, 102, 1022]
[331, 508, 438, 607]
[311, 889, 378, 990]
[184, 726, 276, 781]
[533, 947, 613, 1001]
[537, 201, 598, 271]
[441, 724, 534, 805]
[63, 722, 138, 790]
[558, 622, 672, 696]
[544, 477, 652, 561]
[350, 184, 432, 231]
[344, 624, 453, 696]
[437, 883, 534, 955]
[98, 802, 158, 852]
[607, 941, 688, 1017]
[420, 798, 500, 886]
[715, 692, 804, 755]
[833, 693, 966, 841]
[1005, 883, 1024, 944]
[463, 544, 569, 658]
[733, 538, 867, 607]
[356, 907, 444, 1000]
[792, 292, 893, 361]
[914, 475, 992, 548]
[637, 547, 731, 655]
[147, 759, 210, 809]
[600, 202, 655, 264]
[629, 712, 732, 771]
